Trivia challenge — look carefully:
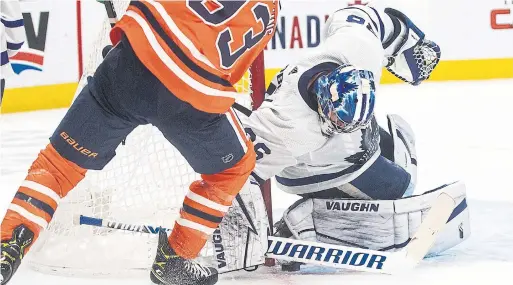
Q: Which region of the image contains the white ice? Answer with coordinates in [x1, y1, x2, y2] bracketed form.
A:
[1, 79, 513, 284]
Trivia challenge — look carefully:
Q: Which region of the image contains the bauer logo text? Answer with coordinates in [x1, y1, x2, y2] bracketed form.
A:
[60, 132, 98, 158]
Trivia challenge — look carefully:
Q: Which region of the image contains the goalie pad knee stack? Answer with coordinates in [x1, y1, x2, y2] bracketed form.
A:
[279, 182, 470, 257]
[385, 114, 417, 196]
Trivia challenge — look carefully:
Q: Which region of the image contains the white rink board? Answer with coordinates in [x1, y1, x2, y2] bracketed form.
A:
[263, 0, 513, 67]
[6, 0, 77, 89]
[1, 80, 513, 284]
[9, 0, 513, 90]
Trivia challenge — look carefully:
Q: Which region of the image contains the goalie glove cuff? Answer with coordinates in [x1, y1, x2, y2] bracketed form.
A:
[383, 8, 441, 85]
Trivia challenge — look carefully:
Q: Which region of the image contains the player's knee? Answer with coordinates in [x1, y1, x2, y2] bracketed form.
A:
[200, 146, 255, 199]
[28, 143, 87, 198]
[231, 145, 256, 187]
[241, 142, 257, 176]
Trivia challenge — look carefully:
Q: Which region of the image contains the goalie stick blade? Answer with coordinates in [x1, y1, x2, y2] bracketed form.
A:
[266, 192, 456, 274]
[402, 192, 456, 267]
[267, 236, 401, 274]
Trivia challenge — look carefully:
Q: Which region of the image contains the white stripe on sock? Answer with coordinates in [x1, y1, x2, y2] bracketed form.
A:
[176, 218, 216, 235]
[8, 204, 48, 229]
[186, 191, 231, 213]
[21, 180, 61, 204]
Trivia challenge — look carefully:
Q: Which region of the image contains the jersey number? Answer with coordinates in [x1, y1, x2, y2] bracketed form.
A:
[265, 65, 286, 100]
[245, 127, 271, 160]
[346, 14, 377, 38]
[187, 0, 272, 69]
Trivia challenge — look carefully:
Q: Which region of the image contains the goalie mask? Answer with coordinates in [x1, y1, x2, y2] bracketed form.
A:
[313, 64, 376, 134]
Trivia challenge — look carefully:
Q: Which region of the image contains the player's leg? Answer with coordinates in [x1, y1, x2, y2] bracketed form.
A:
[0, 40, 144, 284]
[148, 88, 254, 285]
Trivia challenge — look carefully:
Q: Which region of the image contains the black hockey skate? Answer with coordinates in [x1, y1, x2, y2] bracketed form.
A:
[274, 218, 303, 272]
[1, 225, 34, 285]
[150, 230, 218, 285]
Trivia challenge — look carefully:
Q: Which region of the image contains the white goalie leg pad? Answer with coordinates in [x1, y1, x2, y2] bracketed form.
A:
[282, 181, 469, 257]
[394, 181, 470, 256]
[282, 198, 316, 241]
[387, 114, 417, 196]
[206, 179, 269, 272]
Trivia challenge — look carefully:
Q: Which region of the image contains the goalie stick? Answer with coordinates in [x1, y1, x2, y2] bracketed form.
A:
[75, 192, 455, 274]
[268, 192, 456, 274]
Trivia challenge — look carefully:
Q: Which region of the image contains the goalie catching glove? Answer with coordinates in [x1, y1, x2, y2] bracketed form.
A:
[383, 8, 441, 85]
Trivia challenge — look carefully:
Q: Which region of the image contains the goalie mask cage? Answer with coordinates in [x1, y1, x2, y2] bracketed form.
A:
[27, 0, 272, 277]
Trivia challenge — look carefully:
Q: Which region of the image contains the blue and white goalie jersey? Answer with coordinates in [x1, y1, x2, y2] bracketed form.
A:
[240, 5, 403, 194]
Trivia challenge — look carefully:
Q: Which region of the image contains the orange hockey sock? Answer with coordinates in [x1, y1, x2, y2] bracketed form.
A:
[168, 144, 256, 259]
[1, 144, 86, 253]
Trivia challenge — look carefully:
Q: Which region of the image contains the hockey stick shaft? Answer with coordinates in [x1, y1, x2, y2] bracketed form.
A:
[268, 192, 456, 274]
[76, 214, 395, 274]
[76, 192, 453, 274]
[403, 192, 456, 264]
[75, 215, 171, 234]
[97, 0, 118, 27]
[75, 215, 263, 274]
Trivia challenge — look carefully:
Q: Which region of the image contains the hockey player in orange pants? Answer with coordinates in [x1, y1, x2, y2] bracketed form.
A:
[1, 1, 279, 285]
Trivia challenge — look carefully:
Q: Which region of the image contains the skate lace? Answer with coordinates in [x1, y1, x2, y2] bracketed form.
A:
[184, 260, 210, 279]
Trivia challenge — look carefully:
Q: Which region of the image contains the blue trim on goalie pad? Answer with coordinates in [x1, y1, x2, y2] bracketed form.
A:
[447, 198, 467, 223]
[378, 198, 468, 251]
[379, 238, 411, 251]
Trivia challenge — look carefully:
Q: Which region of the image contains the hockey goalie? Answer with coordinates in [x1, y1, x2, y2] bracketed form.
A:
[237, 5, 470, 270]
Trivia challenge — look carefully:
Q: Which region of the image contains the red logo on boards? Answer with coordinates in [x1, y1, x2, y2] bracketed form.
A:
[348, 1, 368, 6]
[491, 1, 513, 29]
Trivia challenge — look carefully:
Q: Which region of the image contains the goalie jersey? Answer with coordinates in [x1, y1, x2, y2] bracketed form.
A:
[240, 5, 404, 194]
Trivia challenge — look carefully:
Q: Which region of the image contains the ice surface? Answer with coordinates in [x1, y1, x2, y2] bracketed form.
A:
[1, 80, 513, 284]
